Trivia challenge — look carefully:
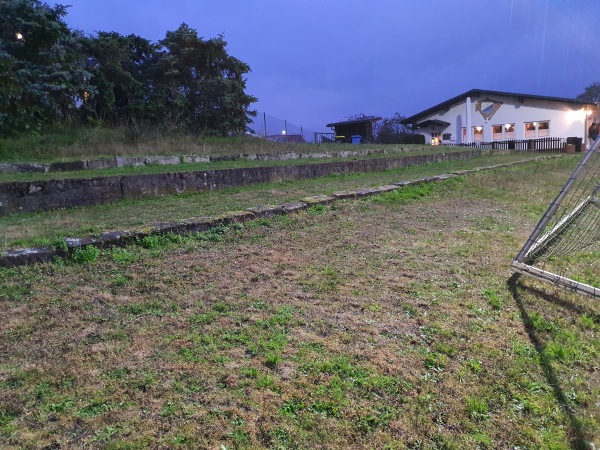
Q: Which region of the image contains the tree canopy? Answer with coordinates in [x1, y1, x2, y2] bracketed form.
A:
[373, 113, 423, 144]
[0, 0, 256, 136]
[576, 82, 600, 103]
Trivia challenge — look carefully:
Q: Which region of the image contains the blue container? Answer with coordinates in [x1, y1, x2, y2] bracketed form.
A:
[351, 135, 362, 144]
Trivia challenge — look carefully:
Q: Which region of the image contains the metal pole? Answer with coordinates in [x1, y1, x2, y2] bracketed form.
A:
[263, 112, 267, 137]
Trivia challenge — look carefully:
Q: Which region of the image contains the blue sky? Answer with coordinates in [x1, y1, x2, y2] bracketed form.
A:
[55, 0, 600, 133]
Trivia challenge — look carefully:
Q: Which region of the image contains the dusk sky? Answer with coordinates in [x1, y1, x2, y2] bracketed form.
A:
[54, 0, 600, 135]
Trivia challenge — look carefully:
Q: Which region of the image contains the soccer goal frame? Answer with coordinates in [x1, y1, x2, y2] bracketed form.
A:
[512, 138, 600, 298]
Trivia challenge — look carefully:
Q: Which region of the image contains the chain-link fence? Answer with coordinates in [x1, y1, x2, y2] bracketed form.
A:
[248, 112, 325, 143]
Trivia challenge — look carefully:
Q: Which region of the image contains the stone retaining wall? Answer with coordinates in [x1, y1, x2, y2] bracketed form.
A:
[0, 149, 508, 216]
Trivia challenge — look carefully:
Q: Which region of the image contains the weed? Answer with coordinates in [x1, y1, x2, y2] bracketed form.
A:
[578, 314, 598, 329]
[194, 225, 229, 242]
[465, 358, 483, 374]
[139, 233, 183, 249]
[0, 282, 32, 301]
[423, 352, 447, 372]
[280, 397, 305, 417]
[264, 353, 281, 368]
[373, 183, 436, 205]
[70, 245, 100, 264]
[160, 400, 178, 418]
[356, 405, 398, 433]
[543, 341, 570, 362]
[308, 204, 328, 215]
[466, 396, 490, 421]
[528, 312, 556, 332]
[240, 367, 259, 379]
[110, 247, 138, 265]
[120, 301, 170, 316]
[76, 398, 115, 417]
[189, 311, 219, 325]
[256, 374, 277, 390]
[482, 288, 504, 310]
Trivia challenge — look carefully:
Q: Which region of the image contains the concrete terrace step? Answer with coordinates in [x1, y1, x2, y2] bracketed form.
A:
[0, 156, 560, 268]
[0, 149, 520, 216]
[0, 147, 423, 174]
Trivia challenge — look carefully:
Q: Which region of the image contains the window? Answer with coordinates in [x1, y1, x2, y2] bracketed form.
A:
[473, 126, 483, 142]
[430, 131, 441, 145]
[493, 125, 503, 140]
[525, 122, 536, 138]
[525, 121, 549, 138]
[493, 123, 515, 140]
[504, 123, 515, 139]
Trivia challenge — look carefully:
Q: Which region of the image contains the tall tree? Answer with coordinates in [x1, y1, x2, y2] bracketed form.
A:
[0, 0, 92, 135]
[150, 24, 256, 135]
[80, 32, 155, 123]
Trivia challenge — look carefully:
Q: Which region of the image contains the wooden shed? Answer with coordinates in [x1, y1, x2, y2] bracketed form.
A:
[326, 116, 381, 143]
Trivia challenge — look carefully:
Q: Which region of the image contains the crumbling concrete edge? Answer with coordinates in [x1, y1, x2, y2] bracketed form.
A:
[0, 155, 560, 268]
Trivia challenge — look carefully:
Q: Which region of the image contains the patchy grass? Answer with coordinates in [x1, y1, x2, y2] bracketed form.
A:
[0, 156, 598, 449]
[0, 126, 432, 164]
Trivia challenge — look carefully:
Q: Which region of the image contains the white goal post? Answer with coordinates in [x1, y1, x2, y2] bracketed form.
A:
[512, 138, 600, 298]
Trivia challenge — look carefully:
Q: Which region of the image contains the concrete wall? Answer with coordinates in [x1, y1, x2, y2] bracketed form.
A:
[0, 149, 506, 216]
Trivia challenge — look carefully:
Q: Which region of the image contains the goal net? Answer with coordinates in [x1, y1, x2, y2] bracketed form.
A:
[512, 139, 600, 298]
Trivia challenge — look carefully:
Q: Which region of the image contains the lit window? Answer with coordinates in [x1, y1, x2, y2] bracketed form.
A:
[538, 121, 549, 137]
[492, 125, 503, 140]
[504, 123, 515, 139]
[524, 121, 549, 138]
[473, 126, 483, 142]
[525, 122, 536, 138]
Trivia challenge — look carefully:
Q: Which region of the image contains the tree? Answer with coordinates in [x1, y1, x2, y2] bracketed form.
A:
[80, 32, 155, 124]
[0, 0, 92, 135]
[576, 82, 600, 103]
[374, 112, 416, 144]
[149, 23, 256, 135]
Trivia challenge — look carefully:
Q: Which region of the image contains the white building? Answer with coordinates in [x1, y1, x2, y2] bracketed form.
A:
[403, 89, 597, 148]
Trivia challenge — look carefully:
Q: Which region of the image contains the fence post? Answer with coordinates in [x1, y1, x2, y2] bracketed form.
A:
[263, 112, 267, 137]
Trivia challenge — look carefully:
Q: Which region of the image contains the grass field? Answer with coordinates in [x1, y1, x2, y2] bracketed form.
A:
[1, 155, 599, 449]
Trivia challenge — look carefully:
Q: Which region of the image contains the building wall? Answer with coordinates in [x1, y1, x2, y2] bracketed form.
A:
[417, 95, 589, 145]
